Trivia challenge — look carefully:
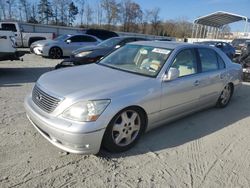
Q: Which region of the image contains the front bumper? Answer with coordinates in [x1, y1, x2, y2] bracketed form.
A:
[30, 45, 43, 56]
[24, 96, 105, 154]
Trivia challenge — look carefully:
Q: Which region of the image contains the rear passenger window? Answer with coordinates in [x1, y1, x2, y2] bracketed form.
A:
[171, 49, 197, 77]
[198, 48, 218, 72]
[217, 55, 226, 69]
[81, 36, 97, 42]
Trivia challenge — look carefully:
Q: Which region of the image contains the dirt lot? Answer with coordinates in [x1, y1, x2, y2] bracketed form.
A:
[0, 50, 250, 188]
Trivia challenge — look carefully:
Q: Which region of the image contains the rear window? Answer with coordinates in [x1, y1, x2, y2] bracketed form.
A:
[198, 48, 225, 72]
[232, 39, 246, 46]
[86, 29, 118, 40]
[198, 48, 218, 72]
[1, 23, 17, 32]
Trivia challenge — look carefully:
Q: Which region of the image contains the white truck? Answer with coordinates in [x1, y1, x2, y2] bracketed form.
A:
[0, 21, 85, 47]
[0, 30, 20, 61]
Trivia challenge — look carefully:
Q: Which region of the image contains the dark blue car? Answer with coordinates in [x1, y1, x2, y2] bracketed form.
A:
[197, 41, 235, 59]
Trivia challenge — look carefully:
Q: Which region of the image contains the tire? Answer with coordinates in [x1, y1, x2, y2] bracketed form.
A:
[102, 107, 146, 152]
[49, 47, 63, 59]
[216, 84, 233, 108]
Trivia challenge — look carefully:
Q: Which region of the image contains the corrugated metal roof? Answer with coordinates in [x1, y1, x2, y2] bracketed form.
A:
[194, 11, 249, 27]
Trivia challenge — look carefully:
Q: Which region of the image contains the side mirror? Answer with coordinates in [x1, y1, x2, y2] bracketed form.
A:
[66, 39, 71, 44]
[216, 43, 222, 48]
[115, 45, 121, 49]
[163, 67, 179, 81]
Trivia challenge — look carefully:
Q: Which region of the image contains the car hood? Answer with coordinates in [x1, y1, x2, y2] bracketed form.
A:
[32, 39, 58, 46]
[73, 45, 105, 54]
[37, 64, 151, 99]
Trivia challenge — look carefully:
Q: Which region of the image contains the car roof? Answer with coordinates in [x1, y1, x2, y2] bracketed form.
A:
[130, 41, 193, 50]
[111, 36, 148, 40]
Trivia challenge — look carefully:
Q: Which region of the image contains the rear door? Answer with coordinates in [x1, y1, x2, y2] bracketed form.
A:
[195, 47, 227, 105]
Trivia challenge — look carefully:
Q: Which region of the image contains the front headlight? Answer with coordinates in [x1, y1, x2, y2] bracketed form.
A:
[62, 100, 110, 122]
[75, 51, 92, 57]
[62, 61, 74, 66]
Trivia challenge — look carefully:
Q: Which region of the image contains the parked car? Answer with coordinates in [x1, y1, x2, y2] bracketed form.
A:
[24, 41, 242, 154]
[0, 21, 54, 47]
[231, 38, 249, 55]
[196, 41, 235, 59]
[0, 30, 20, 61]
[0, 21, 119, 47]
[55, 36, 149, 69]
[233, 41, 250, 81]
[30, 34, 101, 59]
[84, 28, 118, 40]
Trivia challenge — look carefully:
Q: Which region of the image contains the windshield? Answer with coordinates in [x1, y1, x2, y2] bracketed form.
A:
[232, 39, 246, 46]
[98, 38, 122, 48]
[54, 35, 70, 41]
[98, 44, 172, 77]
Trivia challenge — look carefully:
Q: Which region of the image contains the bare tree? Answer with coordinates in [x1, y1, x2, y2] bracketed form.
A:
[6, 0, 16, 20]
[57, 0, 70, 25]
[148, 7, 161, 35]
[76, 0, 85, 26]
[19, 0, 29, 21]
[95, 1, 103, 26]
[38, 0, 53, 24]
[0, 0, 7, 20]
[68, 1, 78, 26]
[120, 0, 142, 32]
[28, 3, 38, 23]
[85, 2, 93, 27]
[101, 0, 119, 29]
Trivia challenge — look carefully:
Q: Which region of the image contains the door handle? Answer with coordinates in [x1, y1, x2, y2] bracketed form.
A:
[194, 80, 200, 86]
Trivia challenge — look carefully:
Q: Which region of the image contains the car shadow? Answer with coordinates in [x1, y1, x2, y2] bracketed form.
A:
[0, 67, 53, 87]
[98, 83, 250, 158]
[18, 50, 30, 57]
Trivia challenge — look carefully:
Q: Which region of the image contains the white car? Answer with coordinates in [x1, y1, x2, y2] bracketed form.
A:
[30, 34, 101, 59]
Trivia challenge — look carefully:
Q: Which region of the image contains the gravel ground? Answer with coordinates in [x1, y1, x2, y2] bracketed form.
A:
[1, 50, 250, 188]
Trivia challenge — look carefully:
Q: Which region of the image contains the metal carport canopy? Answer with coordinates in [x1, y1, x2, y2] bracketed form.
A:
[194, 11, 249, 27]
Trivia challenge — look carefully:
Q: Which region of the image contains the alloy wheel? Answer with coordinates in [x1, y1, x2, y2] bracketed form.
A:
[220, 84, 232, 105]
[111, 110, 141, 147]
[49, 47, 62, 59]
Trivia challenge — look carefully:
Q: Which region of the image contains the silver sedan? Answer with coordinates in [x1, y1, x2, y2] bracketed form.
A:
[30, 34, 101, 59]
[24, 41, 242, 154]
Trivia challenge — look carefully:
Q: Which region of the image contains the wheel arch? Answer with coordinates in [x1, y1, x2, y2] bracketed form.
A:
[49, 46, 63, 57]
[28, 37, 46, 47]
[108, 105, 149, 133]
[228, 82, 234, 92]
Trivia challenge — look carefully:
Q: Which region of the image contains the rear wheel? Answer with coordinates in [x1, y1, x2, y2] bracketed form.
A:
[216, 84, 233, 108]
[102, 107, 146, 152]
[49, 47, 63, 59]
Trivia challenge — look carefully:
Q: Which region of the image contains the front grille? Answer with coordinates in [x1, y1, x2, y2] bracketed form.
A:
[32, 85, 62, 113]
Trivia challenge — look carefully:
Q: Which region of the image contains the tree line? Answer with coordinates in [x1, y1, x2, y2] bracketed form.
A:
[0, 0, 197, 38]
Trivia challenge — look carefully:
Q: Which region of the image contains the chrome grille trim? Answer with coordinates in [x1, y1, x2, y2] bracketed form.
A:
[32, 85, 62, 113]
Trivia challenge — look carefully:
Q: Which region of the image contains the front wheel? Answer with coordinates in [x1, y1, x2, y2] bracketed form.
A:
[49, 47, 63, 59]
[102, 107, 146, 152]
[216, 84, 233, 108]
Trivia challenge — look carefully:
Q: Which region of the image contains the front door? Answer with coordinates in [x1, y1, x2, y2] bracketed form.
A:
[159, 48, 201, 122]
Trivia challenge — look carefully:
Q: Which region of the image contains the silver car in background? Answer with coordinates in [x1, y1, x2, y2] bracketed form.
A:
[30, 34, 101, 59]
[24, 41, 242, 154]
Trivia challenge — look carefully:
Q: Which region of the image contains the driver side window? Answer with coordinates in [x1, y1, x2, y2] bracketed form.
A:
[171, 49, 197, 77]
